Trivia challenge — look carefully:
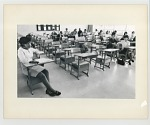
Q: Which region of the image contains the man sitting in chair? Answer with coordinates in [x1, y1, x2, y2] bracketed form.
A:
[117, 35, 134, 65]
[18, 37, 61, 96]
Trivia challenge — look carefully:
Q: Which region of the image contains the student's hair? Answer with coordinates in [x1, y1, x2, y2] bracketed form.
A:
[123, 35, 129, 39]
[19, 37, 31, 47]
[132, 31, 135, 34]
[124, 32, 127, 36]
[111, 32, 116, 36]
[26, 34, 32, 39]
[66, 28, 68, 30]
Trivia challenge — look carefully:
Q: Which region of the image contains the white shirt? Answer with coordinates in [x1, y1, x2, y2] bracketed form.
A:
[118, 40, 130, 49]
[94, 31, 99, 36]
[18, 47, 44, 76]
[18, 47, 40, 64]
[64, 31, 69, 35]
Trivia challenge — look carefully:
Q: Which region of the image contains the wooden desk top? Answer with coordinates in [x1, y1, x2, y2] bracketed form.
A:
[52, 45, 60, 47]
[63, 48, 80, 51]
[74, 53, 98, 58]
[37, 51, 44, 55]
[128, 46, 136, 50]
[103, 49, 119, 52]
[24, 58, 54, 68]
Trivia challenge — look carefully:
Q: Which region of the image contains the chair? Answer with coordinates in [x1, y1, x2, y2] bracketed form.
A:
[117, 43, 131, 65]
[43, 39, 53, 53]
[18, 54, 43, 95]
[94, 51, 111, 71]
[59, 50, 75, 70]
[70, 59, 89, 80]
[68, 38, 75, 47]
[62, 37, 68, 42]
[95, 39, 102, 45]
[70, 49, 89, 80]
[52, 42, 65, 63]
[60, 43, 69, 49]
[45, 43, 55, 58]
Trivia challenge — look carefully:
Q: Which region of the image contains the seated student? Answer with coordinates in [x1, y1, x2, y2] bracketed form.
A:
[129, 31, 136, 42]
[98, 30, 104, 41]
[83, 29, 87, 37]
[94, 29, 99, 36]
[64, 28, 69, 37]
[117, 35, 134, 65]
[58, 31, 63, 40]
[80, 43, 88, 53]
[43, 32, 47, 37]
[106, 32, 118, 48]
[18, 37, 61, 96]
[120, 32, 128, 40]
[78, 28, 83, 37]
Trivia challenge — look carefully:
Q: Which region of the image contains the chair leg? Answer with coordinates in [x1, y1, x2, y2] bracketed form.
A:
[70, 66, 72, 74]
[68, 64, 69, 70]
[94, 59, 97, 68]
[64, 63, 66, 71]
[102, 61, 105, 71]
[77, 71, 80, 80]
[27, 78, 34, 95]
[59, 59, 61, 67]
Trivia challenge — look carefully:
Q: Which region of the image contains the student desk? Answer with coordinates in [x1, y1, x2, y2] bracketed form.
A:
[90, 44, 106, 52]
[63, 47, 80, 54]
[71, 53, 98, 79]
[74, 52, 98, 64]
[24, 58, 54, 67]
[130, 42, 136, 46]
[52, 44, 62, 63]
[23, 58, 54, 95]
[129, 46, 136, 50]
[102, 49, 119, 60]
[60, 48, 80, 70]
[128, 46, 136, 59]
[75, 41, 85, 47]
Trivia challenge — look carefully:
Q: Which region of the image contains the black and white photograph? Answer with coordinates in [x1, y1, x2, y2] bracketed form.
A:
[17, 24, 136, 98]
[3, 2, 148, 119]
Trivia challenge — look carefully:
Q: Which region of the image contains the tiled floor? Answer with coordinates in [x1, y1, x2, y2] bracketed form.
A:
[17, 55, 135, 99]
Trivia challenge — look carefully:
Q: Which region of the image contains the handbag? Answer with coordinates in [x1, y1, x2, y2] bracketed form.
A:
[117, 58, 125, 65]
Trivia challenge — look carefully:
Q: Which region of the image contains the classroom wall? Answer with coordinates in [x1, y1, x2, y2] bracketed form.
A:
[17, 24, 135, 36]
[60, 25, 88, 33]
[93, 25, 135, 35]
[17, 25, 88, 36]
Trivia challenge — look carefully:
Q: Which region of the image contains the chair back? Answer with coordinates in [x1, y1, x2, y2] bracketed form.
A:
[96, 39, 101, 44]
[95, 36, 100, 39]
[77, 36, 85, 42]
[71, 48, 81, 53]
[61, 43, 69, 49]
[62, 37, 68, 41]
[68, 38, 75, 41]
[117, 43, 123, 50]
[52, 41, 60, 45]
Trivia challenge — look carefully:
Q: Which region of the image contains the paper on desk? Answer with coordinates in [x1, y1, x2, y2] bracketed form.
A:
[35, 58, 54, 64]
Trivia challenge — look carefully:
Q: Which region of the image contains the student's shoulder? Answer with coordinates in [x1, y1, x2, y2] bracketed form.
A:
[18, 47, 23, 52]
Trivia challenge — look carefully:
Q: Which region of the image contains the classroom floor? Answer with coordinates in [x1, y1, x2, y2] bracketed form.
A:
[17, 54, 135, 99]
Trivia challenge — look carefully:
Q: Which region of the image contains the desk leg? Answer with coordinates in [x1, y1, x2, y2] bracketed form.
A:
[55, 47, 57, 64]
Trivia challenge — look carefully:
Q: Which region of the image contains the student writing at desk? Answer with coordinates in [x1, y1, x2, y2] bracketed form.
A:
[117, 35, 134, 65]
[129, 31, 136, 42]
[106, 32, 118, 48]
[18, 37, 61, 96]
